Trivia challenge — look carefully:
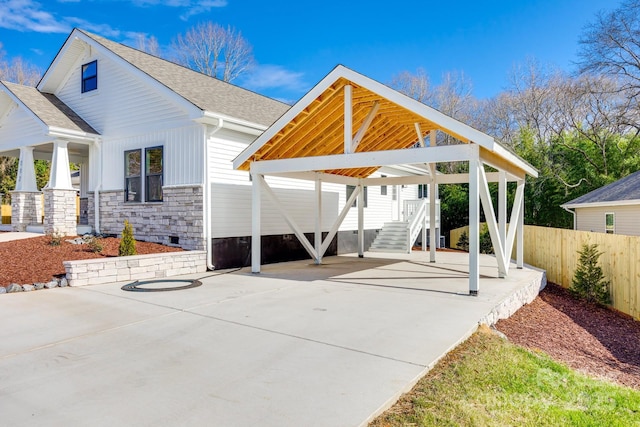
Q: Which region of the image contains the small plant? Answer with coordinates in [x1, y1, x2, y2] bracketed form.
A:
[118, 220, 137, 256]
[457, 231, 469, 251]
[86, 236, 103, 253]
[47, 231, 62, 246]
[570, 243, 611, 305]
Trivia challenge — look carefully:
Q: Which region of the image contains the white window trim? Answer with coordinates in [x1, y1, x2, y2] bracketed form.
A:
[605, 212, 615, 234]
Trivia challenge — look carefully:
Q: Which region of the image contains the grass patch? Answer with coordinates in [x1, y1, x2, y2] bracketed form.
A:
[371, 326, 640, 427]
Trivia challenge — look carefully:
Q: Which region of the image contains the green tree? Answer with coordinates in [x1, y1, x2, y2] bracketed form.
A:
[570, 243, 611, 305]
[118, 220, 137, 257]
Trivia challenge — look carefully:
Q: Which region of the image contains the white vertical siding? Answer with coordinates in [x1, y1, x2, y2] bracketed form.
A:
[101, 124, 204, 190]
[56, 49, 192, 137]
[575, 205, 640, 236]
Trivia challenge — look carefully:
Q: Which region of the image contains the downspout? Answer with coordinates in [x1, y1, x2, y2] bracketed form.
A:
[562, 206, 576, 230]
[93, 137, 102, 234]
[204, 119, 224, 270]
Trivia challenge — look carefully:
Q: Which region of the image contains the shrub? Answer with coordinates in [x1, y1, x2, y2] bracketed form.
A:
[86, 236, 103, 253]
[118, 220, 137, 256]
[570, 243, 611, 305]
[457, 231, 469, 251]
[47, 231, 62, 246]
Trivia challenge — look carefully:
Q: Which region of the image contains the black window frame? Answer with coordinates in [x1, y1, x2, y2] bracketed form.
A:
[124, 146, 164, 203]
[346, 185, 367, 208]
[380, 175, 387, 196]
[145, 146, 163, 202]
[124, 149, 141, 202]
[81, 60, 98, 93]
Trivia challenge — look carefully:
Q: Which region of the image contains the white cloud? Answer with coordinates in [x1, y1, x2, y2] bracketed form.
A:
[0, 0, 69, 33]
[242, 64, 308, 94]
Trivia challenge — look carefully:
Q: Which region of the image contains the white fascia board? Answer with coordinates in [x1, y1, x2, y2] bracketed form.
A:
[492, 143, 538, 178]
[250, 144, 474, 175]
[48, 126, 99, 142]
[0, 83, 49, 135]
[196, 111, 268, 136]
[234, 66, 347, 169]
[561, 199, 640, 209]
[37, 30, 77, 92]
[268, 171, 360, 185]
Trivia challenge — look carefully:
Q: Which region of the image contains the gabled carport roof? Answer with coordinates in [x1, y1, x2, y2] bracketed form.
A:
[234, 65, 536, 179]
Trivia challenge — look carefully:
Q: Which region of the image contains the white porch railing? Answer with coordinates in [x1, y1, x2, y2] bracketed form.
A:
[403, 199, 441, 252]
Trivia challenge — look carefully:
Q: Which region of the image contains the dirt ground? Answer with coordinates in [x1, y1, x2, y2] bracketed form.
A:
[0, 235, 182, 287]
[496, 282, 640, 390]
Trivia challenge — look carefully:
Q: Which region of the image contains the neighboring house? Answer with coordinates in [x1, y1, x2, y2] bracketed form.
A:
[0, 28, 440, 268]
[561, 170, 640, 236]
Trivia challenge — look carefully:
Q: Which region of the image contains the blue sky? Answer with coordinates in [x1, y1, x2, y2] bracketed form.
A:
[0, 0, 616, 103]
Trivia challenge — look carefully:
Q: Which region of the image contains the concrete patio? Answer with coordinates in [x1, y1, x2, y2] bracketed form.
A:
[0, 251, 545, 426]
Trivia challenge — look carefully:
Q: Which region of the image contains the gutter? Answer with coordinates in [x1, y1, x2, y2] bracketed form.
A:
[562, 206, 576, 230]
[93, 137, 102, 233]
[204, 118, 224, 270]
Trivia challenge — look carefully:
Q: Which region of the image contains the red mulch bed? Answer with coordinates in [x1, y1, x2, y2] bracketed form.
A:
[496, 282, 640, 390]
[1, 235, 183, 287]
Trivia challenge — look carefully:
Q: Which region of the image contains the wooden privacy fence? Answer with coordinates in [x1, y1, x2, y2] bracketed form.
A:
[449, 224, 640, 320]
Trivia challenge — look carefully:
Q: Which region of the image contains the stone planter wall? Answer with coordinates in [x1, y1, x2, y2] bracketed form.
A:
[63, 250, 207, 287]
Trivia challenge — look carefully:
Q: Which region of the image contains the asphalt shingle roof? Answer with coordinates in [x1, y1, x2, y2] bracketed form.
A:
[1, 81, 97, 134]
[79, 29, 290, 127]
[564, 170, 640, 205]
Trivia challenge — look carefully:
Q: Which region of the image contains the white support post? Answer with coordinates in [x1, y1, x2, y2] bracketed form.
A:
[415, 123, 425, 147]
[505, 182, 525, 268]
[15, 146, 38, 192]
[314, 174, 322, 265]
[251, 173, 262, 273]
[498, 170, 507, 261]
[344, 85, 353, 154]
[429, 131, 437, 261]
[469, 155, 480, 295]
[47, 140, 73, 190]
[421, 202, 427, 252]
[478, 167, 508, 278]
[357, 179, 364, 258]
[517, 179, 525, 269]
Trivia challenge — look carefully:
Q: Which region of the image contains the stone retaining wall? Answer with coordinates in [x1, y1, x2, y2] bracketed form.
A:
[63, 251, 207, 287]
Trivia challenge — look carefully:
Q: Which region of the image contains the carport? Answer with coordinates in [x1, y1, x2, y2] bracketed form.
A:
[233, 65, 538, 294]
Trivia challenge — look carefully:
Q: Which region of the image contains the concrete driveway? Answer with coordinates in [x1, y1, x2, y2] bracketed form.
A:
[0, 252, 545, 426]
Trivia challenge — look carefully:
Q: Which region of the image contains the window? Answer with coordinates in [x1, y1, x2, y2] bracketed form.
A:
[125, 150, 141, 202]
[392, 185, 397, 201]
[418, 184, 428, 199]
[124, 147, 163, 203]
[145, 147, 163, 202]
[381, 175, 387, 196]
[346, 185, 367, 208]
[605, 213, 615, 234]
[82, 60, 97, 93]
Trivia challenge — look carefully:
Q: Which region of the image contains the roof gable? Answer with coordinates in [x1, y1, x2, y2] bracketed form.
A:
[234, 65, 534, 178]
[563, 170, 640, 207]
[1, 81, 97, 135]
[39, 29, 289, 128]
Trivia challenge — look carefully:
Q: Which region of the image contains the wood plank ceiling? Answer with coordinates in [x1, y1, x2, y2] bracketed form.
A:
[238, 77, 468, 178]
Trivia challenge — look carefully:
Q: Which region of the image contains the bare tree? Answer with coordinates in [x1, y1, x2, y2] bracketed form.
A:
[135, 34, 160, 57]
[390, 68, 432, 104]
[171, 22, 254, 82]
[0, 44, 41, 86]
[578, 0, 640, 96]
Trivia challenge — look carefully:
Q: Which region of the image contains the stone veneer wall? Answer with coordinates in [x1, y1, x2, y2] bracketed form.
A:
[91, 185, 205, 251]
[10, 191, 42, 232]
[64, 250, 207, 286]
[43, 188, 77, 236]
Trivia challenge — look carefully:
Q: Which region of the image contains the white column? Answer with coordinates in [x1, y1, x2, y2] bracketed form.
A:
[498, 170, 507, 261]
[344, 85, 352, 154]
[469, 156, 480, 295]
[357, 180, 364, 258]
[15, 146, 38, 192]
[517, 179, 525, 269]
[47, 140, 73, 190]
[429, 131, 437, 260]
[314, 175, 322, 265]
[251, 173, 262, 273]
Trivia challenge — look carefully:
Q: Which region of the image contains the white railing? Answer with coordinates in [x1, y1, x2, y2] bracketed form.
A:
[403, 199, 442, 252]
[405, 199, 427, 253]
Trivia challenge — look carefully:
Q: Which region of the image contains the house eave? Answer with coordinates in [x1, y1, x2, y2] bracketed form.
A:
[561, 199, 640, 209]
